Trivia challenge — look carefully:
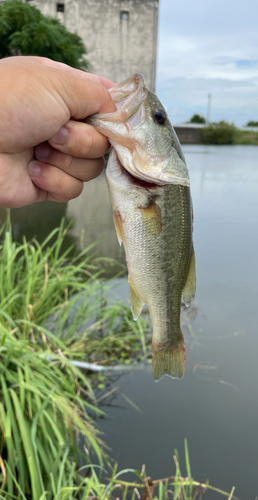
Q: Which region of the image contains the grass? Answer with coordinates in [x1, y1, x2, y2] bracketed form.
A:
[0, 214, 237, 499]
[234, 129, 258, 145]
[199, 121, 258, 145]
[0, 324, 105, 499]
[0, 213, 149, 498]
[103, 439, 237, 500]
[0, 436, 237, 499]
[0, 212, 150, 367]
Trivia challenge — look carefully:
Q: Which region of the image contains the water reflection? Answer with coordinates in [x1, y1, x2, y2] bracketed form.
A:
[0, 170, 126, 264]
[67, 171, 126, 263]
[2, 145, 258, 499]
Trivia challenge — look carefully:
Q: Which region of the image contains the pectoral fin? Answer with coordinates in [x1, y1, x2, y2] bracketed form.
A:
[139, 200, 162, 238]
[113, 211, 126, 247]
[182, 248, 196, 307]
[128, 276, 144, 320]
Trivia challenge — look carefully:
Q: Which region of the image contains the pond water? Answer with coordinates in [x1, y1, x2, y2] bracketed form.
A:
[3, 145, 258, 499]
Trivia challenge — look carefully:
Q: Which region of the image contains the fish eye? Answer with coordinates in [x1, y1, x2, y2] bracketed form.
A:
[152, 108, 166, 125]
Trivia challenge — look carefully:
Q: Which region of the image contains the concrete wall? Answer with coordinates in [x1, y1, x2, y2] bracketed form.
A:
[174, 125, 202, 144]
[29, 0, 159, 90]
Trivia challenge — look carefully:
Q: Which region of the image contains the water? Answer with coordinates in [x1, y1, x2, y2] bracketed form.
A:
[3, 145, 258, 498]
[96, 146, 258, 499]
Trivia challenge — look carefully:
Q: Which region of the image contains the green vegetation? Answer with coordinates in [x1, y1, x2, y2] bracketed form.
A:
[0, 215, 149, 497]
[188, 114, 206, 124]
[199, 120, 258, 146]
[234, 129, 258, 145]
[0, 217, 149, 367]
[200, 121, 236, 145]
[0, 217, 236, 498]
[0, 0, 89, 70]
[246, 120, 258, 127]
[0, 330, 104, 498]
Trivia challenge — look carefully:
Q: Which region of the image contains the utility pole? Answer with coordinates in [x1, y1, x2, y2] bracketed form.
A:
[207, 93, 212, 124]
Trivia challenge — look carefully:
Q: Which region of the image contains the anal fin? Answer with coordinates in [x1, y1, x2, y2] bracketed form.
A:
[182, 247, 196, 307]
[128, 276, 144, 320]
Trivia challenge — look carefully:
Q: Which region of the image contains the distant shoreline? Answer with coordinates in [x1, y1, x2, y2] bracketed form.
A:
[174, 124, 258, 145]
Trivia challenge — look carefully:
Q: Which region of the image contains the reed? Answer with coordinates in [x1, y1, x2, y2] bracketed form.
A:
[0, 214, 148, 498]
[0, 213, 149, 365]
[0, 217, 236, 499]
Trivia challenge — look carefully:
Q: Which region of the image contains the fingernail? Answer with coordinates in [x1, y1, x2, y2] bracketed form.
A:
[35, 142, 50, 160]
[51, 126, 68, 145]
[28, 162, 41, 178]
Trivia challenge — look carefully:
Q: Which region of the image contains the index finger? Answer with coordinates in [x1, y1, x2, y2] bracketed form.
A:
[39, 62, 117, 119]
[30, 56, 116, 89]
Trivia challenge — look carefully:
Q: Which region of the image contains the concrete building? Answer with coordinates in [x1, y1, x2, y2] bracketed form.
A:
[27, 0, 159, 90]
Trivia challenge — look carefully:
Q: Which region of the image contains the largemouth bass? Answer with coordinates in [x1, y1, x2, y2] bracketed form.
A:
[88, 73, 196, 381]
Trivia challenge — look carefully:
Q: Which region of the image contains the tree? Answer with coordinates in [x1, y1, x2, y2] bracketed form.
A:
[246, 120, 258, 127]
[0, 0, 90, 70]
[189, 114, 206, 124]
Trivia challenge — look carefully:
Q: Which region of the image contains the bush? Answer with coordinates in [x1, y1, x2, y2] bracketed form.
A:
[188, 114, 206, 124]
[200, 121, 237, 145]
[246, 120, 258, 127]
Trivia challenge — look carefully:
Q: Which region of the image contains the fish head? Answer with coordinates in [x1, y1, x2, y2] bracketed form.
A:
[87, 73, 189, 186]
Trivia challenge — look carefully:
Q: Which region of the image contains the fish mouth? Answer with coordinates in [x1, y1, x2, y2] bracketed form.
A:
[109, 73, 147, 114]
[116, 155, 160, 189]
[123, 162, 190, 187]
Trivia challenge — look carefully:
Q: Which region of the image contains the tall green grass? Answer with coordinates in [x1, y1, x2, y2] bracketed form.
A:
[0, 213, 149, 365]
[0, 325, 105, 499]
[0, 214, 149, 498]
[0, 216, 236, 499]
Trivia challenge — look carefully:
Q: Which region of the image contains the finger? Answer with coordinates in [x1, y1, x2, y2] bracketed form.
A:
[0, 151, 46, 208]
[48, 120, 110, 158]
[28, 160, 85, 203]
[0, 58, 117, 153]
[50, 68, 117, 119]
[34, 143, 105, 180]
[30, 56, 116, 88]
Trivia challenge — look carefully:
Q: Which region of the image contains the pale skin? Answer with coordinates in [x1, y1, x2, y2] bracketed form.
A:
[0, 56, 117, 208]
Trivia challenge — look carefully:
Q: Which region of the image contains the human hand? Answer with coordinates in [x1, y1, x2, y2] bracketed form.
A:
[0, 56, 116, 208]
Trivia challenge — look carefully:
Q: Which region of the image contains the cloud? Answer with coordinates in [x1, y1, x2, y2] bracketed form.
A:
[156, 0, 258, 125]
[157, 77, 258, 126]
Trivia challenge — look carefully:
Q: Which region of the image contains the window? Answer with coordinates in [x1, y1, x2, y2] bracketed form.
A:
[120, 10, 129, 21]
[56, 3, 65, 12]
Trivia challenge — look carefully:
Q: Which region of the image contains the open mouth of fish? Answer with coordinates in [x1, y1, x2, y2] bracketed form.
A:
[117, 158, 160, 190]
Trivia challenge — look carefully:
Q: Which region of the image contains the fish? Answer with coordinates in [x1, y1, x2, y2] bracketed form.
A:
[87, 73, 196, 381]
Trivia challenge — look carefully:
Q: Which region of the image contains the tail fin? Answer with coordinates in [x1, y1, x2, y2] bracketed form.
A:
[152, 345, 185, 382]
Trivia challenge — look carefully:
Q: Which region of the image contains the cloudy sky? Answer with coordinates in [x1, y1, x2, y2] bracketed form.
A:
[156, 0, 258, 126]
